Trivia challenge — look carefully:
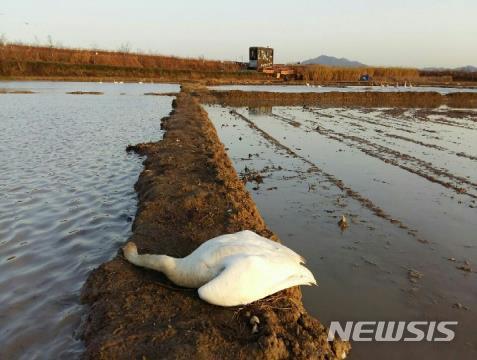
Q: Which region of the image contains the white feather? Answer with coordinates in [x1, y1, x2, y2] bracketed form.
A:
[123, 230, 317, 307]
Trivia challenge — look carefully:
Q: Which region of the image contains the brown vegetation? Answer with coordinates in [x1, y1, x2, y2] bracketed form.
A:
[419, 69, 477, 83]
[293, 65, 476, 85]
[0, 44, 266, 82]
[1, 44, 475, 86]
[294, 65, 421, 83]
[199, 89, 477, 108]
[0, 44, 241, 72]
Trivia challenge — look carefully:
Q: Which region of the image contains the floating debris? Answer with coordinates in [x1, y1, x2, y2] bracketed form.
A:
[338, 215, 348, 230]
[66, 91, 103, 95]
[456, 261, 473, 273]
[408, 269, 423, 283]
[240, 167, 264, 185]
[452, 303, 469, 310]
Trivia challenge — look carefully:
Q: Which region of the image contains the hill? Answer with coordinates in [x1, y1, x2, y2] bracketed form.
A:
[422, 65, 477, 72]
[301, 55, 366, 68]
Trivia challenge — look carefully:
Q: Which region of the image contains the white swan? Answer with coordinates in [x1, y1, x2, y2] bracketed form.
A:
[122, 230, 317, 307]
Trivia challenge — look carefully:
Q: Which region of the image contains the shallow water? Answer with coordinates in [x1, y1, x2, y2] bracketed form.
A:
[0, 83, 174, 359]
[209, 84, 477, 94]
[205, 105, 477, 360]
[0, 80, 180, 95]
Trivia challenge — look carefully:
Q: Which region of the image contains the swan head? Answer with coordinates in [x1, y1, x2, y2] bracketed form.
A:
[123, 242, 138, 259]
[122, 242, 179, 282]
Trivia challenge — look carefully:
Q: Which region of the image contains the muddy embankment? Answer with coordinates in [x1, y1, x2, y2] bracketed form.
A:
[199, 89, 477, 108]
[80, 91, 350, 359]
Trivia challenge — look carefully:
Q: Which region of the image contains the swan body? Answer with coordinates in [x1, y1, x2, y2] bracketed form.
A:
[123, 230, 316, 307]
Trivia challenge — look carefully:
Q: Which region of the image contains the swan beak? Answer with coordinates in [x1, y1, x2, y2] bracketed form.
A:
[122, 242, 138, 258]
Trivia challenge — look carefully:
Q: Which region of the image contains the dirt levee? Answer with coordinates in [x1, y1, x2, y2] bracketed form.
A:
[200, 90, 477, 108]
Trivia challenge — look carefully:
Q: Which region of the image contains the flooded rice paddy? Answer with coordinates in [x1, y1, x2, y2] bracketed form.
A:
[209, 84, 477, 94]
[205, 104, 477, 359]
[0, 82, 175, 359]
[0, 81, 179, 96]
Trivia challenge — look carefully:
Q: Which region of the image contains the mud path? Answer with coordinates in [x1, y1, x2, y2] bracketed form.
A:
[80, 91, 350, 359]
[229, 110, 426, 243]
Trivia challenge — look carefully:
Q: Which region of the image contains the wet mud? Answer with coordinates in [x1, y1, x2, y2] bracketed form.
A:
[144, 92, 181, 96]
[228, 110, 425, 243]
[299, 109, 477, 199]
[79, 85, 477, 358]
[66, 91, 104, 95]
[205, 103, 477, 359]
[0, 89, 36, 94]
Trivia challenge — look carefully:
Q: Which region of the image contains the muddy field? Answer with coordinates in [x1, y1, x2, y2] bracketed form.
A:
[5, 82, 475, 359]
[77, 87, 477, 359]
[204, 103, 477, 359]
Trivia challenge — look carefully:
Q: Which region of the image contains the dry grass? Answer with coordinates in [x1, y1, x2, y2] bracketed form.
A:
[0, 44, 242, 72]
[295, 64, 476, 84]
[420, 69, 477, 83]
[1, 44, 474, 84]
[294, 64, 421, 83]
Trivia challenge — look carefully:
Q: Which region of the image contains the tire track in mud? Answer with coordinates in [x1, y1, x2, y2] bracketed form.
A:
[306, 107, 416, 134]
[289, 107, 477, 162]
[383, 133, 446, 150]
[300, 109, 477, 199]
[270, 113, 301, 127]
[336, 107, 477, 135]
[347, 110, 477, 161]
[413, 109, 477, 130]
[372, 109, 477, 131]
[354, 107, 477, 131]
[228, 110, 428, 244]
[383, 133, 477, 161]
[339, 112, 415, 133]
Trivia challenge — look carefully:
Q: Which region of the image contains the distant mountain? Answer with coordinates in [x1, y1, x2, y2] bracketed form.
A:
[301, 55, 366, 68]
[422, 65, 477, 72]
[456, 65, 477, 72]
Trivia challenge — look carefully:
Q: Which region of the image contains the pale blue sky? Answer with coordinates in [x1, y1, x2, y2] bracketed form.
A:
[1, 0, 476, 67]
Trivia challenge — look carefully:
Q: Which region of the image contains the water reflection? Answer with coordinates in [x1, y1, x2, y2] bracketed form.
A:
[0, 84, 173, 359]
[206, 104, 477, 360]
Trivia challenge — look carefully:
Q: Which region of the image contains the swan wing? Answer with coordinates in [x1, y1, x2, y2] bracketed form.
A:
[197, 254, 316, 307]
[215, 230, 306, 264]
[243, 230, 307, 263]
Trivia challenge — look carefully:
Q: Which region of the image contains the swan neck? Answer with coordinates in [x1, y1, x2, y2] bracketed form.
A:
[158, 255, 178, 274]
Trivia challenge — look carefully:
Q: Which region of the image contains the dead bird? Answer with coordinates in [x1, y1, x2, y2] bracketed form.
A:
[123, 230, 316, 307]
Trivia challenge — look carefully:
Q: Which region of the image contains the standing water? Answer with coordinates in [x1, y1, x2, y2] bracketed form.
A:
[205, 104, 477, 360]
[0, 82, 178, 359]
